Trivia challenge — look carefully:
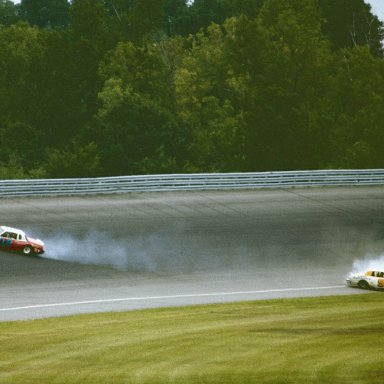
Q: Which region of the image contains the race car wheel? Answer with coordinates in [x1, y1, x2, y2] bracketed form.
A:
[22, 246, 33, 255]
[358, 280, 370, 290]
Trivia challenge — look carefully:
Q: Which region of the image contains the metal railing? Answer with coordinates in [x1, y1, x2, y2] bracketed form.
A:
[1, 169, 384, 197]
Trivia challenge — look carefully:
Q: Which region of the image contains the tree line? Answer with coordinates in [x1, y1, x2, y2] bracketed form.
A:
[0, 0, 383, 178]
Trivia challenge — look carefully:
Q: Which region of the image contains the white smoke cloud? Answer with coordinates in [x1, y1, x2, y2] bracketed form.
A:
[37, 227, 261, 273]
[350, 253, 384, 275]
[41, 230, 163, 272]
[28, 222, 384, 279]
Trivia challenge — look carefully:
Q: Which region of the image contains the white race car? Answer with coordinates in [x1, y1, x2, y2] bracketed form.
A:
[346, 270, 384, 290]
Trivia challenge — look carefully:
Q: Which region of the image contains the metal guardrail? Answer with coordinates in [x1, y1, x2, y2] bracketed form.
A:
[1, 169, 384, 197]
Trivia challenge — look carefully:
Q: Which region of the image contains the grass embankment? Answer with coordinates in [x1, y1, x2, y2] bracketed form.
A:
[1, 294, 383, 384]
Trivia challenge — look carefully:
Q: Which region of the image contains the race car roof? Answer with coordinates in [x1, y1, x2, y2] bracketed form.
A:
[0, 226, 25, 235]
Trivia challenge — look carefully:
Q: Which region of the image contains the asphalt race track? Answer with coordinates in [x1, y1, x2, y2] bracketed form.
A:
[1, 186, 384, 321]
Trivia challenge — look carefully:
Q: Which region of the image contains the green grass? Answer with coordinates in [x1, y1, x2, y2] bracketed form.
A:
[1, 294, 384, 384]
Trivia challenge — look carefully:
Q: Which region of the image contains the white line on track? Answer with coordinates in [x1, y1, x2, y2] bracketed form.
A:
[0, 285, 346, 312]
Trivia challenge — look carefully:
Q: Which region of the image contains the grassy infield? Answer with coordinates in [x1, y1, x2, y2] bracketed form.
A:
[1, 293, 383, 384]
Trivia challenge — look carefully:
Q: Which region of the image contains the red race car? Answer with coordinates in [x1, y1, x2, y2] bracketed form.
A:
[0, 226, 45, 255]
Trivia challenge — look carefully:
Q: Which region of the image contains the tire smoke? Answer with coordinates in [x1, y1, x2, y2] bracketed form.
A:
[39, 228, 271, 273]
[350, 254, 384, 275]
[42, 231, 161, 271]
[40, 227, 237, 272]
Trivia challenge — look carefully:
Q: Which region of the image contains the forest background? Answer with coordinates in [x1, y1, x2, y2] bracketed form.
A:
[0, 0, 383, 179]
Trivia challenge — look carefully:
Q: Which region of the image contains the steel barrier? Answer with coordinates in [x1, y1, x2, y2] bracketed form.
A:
[1, 169, 384, 197]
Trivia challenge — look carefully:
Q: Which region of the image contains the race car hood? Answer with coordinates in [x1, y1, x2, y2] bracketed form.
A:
[28, 237, 44, 248]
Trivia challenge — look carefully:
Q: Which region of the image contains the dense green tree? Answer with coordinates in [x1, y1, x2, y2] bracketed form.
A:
[99, 41, 169, 103]
[174, 23, 244, 171]
[127, 0, 167, 42]
[45, 141, 101, 178]
[0, 0, 19, 26]
[0, 22, 44, 167]
[328, 46, 384, 168]
[318, 0, 384, 57]
[97, 79, 182, 175]
[97, 41, 185, 174]
[175, 0, 265, 36]
[69, 0, 113, 129]
[0, 22, 42, 112]
[0, 0, 384, 178]
[164, 0, 190, 35]
[19, 0, 70, 29]
[69, 0, 108, 41]
[240, 0, 334, 170]
[180, 0, 229, 35]
[100, 0, 167, 43]
[0, 156, 46, 179]
[253, 0, 384, 55]
[34, 29, 83, 148]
